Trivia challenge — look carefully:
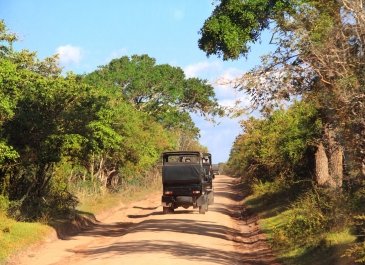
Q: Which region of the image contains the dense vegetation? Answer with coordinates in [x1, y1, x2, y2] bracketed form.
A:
[1, 0, 365, 263]
[200, 0, 365, 263]
[0, 20, 220, 221]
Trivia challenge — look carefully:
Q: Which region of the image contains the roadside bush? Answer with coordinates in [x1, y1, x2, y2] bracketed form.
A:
[0, 195, 9, 212]
[252, 177, 291, 197]
[273, 192, 327, 248]
[344, 184, 365, 263]
[227, 101, 320, 183]
[272, 189, 349, 248]
[353, 215, 365, 242]
[344, 241, 365, 264]
[6, 172, 78, 221]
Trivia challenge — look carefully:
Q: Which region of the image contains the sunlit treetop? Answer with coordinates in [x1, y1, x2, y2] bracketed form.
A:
[198, 0, 292, 60]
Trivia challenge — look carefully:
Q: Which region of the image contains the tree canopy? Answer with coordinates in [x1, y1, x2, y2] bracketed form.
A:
[198, 0, 291, 60]
[84, 55, 223, 130]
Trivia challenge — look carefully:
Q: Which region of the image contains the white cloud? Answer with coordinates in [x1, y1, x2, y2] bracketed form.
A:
[218, 98, 240, 108]
[215, 67, 244, 89]
[218, 95, 251, 108]
[56, 45, 82, 66]
[184, 61, 222, 78]
[222, 67, 243, 79]
[105, 48, 128, 63]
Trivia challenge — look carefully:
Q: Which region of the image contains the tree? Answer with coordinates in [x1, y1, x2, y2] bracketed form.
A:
[199, 0, 365, 188]
[84, 55, 223, 129]
[198, 0, 290, 60]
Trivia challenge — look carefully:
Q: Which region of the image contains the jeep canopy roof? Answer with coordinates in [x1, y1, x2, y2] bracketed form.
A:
[162, 151, 203, 164]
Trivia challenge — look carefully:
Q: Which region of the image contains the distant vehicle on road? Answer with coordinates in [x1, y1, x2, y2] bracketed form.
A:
[161, 151, 214, 214]
[212, 164, 220, 175]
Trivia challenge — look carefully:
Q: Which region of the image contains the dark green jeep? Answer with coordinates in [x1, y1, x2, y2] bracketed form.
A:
[161, 151, 214, 214]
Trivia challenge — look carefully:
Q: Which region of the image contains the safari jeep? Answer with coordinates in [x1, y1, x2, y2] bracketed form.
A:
[161, 151, 214, 214]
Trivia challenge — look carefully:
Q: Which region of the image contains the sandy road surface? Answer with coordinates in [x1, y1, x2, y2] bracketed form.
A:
[11, 175, 280, 265]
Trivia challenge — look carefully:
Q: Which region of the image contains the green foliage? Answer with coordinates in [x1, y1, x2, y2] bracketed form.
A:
[0, 21, 194, 221]
[353, 215, 365, 240]
[0, 141, 18, 164]
[267, 188, 350, 256]
[0, 59, 19, 123]
[0, 195, 9, 212]
[198, 0, 341, 60]
[198, 0, 291, 60]
[0, 62, 175, 219]
[252, 178, 289, 197]
[84, 54, 222, 130]
[345, 185, 365, 263]
[247, 179, 356, 265]
[228, 100, 320, 182]
[0, 20, 17, 56]
[275, 192, 327, 247]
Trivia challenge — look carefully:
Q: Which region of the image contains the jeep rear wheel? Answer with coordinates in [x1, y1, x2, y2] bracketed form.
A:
[163, 207, 174, 214]
[199, 204, 207, 214]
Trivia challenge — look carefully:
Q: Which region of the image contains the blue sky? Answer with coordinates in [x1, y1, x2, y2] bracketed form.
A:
[0, 0, 271, 163]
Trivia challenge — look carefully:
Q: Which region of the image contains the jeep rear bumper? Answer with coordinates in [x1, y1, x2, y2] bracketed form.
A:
[162, 194, 206, 208]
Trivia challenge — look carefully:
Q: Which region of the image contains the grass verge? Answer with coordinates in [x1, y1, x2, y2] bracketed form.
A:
[244, 184, 357, 265]
[0, 213, 52, 264]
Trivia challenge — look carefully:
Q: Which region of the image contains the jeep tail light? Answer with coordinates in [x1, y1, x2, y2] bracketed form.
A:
[164, 191, 173, 195]
[192, 190, 201, 194]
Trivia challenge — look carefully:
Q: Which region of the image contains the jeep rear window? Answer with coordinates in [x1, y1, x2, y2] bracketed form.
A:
[164, 155, 200, 164]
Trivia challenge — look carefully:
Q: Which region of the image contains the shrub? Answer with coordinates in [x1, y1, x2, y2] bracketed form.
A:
[272, 189, 350, 248]
[0, 195, 9, 212]
[276, 192, 327, 247]
[342, 215, 365, 263]
[344, 241, 365, 264]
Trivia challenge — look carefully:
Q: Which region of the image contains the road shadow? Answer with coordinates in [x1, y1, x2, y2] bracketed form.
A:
[133, 206, 159, 210]
[129, 218, 239, 240]
[49, 210, 98, 239]
[127, 209, 194, 218]
[68, 239, 278, 265]
[76, 221, 135, 238]
[77, 218, 242, 241]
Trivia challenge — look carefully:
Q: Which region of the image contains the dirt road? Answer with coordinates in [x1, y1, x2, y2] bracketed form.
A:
[12, 175, 280, 265]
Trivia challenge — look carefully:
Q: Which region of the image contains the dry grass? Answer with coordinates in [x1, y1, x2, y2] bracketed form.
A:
[76, 173, 162, 214]
[0, 212, 52, 264]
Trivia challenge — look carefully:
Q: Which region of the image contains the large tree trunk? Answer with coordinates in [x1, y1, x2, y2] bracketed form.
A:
[315, 125, 344, 189]
[328, 143, 343, 188]
[326, 124, 343, 188]
[315, 142, 330, 186]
